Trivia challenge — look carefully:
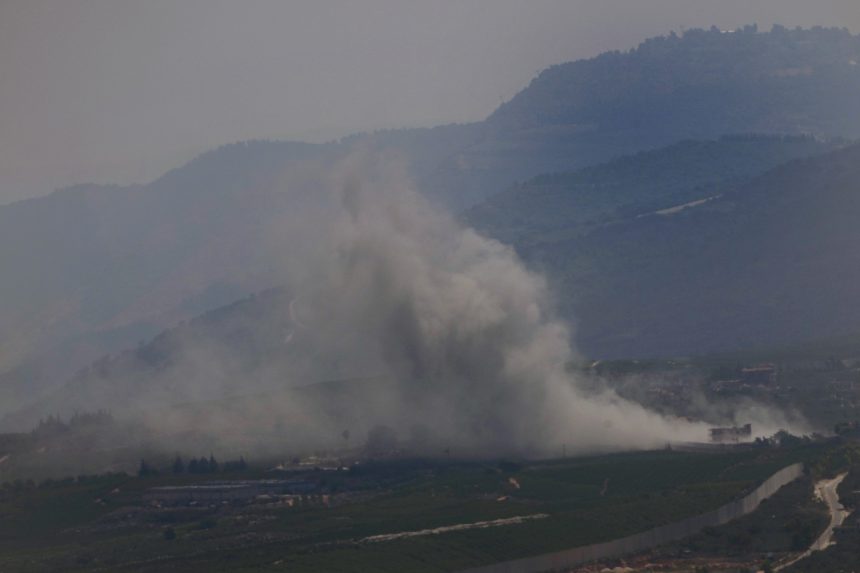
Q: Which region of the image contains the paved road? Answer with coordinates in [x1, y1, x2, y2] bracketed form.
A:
[776, 472, 850, 571]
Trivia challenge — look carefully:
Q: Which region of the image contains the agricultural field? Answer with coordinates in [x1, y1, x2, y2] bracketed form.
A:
[0, 445, 826, 572]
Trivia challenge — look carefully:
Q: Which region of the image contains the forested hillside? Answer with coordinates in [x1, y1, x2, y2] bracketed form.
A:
[510, 143, 860, 358]
[439, 26, 860, 208]
[466, 134, 842, 244]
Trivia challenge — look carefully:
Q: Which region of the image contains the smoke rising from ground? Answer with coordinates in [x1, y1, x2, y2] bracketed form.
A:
[5, 149, 813, 465]
[256, 149, 711, 455]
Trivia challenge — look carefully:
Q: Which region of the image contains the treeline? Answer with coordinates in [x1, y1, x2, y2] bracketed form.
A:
[31, 410, 115, 437]
[138, 455, 249, 477]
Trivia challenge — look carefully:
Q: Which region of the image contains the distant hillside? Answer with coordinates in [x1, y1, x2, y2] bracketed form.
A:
[466, 134, 843, 244]
[0, 141, 347, 414]
[490, 25, 860, 136]
[439, 26, 860, 208]
[0, 287, 400, 435]
[2, 26, 859, 414]
[508, 142, 860, 358]
[0, 289, 295, 429]
[7, 139, 857, 428]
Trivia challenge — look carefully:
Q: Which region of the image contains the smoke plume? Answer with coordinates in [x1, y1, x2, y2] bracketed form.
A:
[255, 149, 710, 455]
[4, 149, 743, 462]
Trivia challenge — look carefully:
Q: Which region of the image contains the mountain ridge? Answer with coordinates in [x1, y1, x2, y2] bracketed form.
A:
[2, 25, 859, 418]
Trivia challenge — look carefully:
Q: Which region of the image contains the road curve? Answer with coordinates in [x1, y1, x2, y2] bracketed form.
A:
[776, 472, 850, 571]
[812, 473, 850, 550]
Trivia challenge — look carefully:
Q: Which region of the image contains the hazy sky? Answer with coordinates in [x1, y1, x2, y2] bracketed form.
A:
[1, 0, 858, 204]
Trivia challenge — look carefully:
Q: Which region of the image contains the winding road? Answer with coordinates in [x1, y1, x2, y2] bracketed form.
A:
[776, 472, 850, 571]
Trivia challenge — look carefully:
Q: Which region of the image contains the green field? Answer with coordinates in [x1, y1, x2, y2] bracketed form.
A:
[0, 445, 829, 572]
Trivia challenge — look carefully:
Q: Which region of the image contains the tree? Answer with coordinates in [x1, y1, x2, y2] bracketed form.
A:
[223, 456, 248, 472]
[208, 454, 218, 473]
[138, 459, 155, 477]
[172, 456, 185, 474]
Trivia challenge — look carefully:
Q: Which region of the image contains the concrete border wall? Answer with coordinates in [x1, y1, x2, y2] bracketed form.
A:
[460, 462, 804, 573]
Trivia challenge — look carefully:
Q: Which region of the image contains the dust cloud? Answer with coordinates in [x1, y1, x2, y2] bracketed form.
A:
[245, 149, 713, 455]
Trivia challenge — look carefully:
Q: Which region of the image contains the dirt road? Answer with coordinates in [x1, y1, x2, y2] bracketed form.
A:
[776, 472, 850, 571]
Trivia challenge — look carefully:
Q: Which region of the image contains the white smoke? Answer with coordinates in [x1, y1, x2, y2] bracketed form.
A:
[1, 149, 734, 460]
[260, 149, 711, 455]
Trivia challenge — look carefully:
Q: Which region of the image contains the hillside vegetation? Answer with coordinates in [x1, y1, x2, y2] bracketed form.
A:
[467, 134, 842, 244]
[2, 26, 860, 417]
[508, 142, 860, 358]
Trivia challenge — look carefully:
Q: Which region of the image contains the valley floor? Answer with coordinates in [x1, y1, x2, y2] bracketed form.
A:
[0, 444, 844, 572]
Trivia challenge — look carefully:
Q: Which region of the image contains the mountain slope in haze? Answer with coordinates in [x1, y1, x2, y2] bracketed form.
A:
[0, 288, 402, 433]
[0, 289, 295, 430]
[466, 134, 844, 245]
[2, 26, 860, 413]
[438, 25, 860, 208]
[0, 131, 493, 415]
[489, 25, 860, 136]
[7, 139, 859, 430]
[0, 141, 343, 411]
[508, 142, 860, 358]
